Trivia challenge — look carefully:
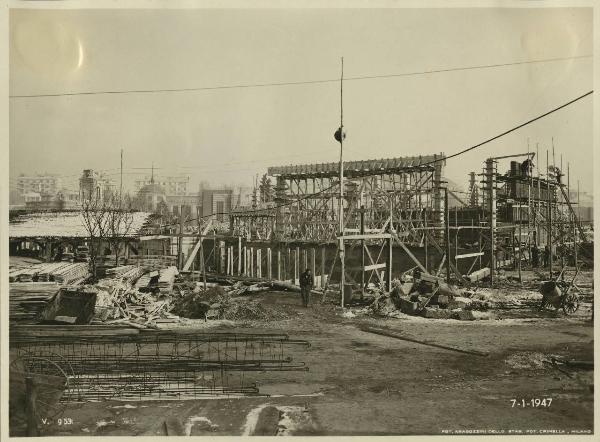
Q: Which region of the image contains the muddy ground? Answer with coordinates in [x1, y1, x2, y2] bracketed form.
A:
[20, 275, 593, 437]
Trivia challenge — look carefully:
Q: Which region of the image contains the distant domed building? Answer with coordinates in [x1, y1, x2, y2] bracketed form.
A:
[136, 182, 167, 213]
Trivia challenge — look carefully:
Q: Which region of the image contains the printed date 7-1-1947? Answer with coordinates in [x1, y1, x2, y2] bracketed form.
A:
[511, 398, 552, 408]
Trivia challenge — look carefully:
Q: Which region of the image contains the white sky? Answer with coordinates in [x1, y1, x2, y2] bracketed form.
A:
[9, 7, 593, 194]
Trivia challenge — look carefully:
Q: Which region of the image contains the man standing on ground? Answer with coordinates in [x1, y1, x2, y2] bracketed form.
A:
[299, 268, 313, 307]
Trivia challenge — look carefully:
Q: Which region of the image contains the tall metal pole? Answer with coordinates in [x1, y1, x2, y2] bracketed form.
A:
[339, 57, 345, 308]
[486, 159, 496, 286]
[547, 150, 553, 277]
[536, 143, 540, 246]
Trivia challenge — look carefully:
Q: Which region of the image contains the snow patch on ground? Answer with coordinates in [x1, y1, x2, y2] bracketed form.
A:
[241, 403, 271, 436]
[184, 416, 219, 436]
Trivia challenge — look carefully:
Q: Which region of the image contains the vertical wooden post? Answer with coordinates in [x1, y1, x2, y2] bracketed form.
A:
[301, 247, 306, 272]
[311, 248, 316, 284]
[220, 241, 226, 275]
[360, 206, 365, 298]
[444, 188, 451, 283]
[424, 214, 429, 273]
[486, 159, 496, 286]
[250, 247, 254, 277]
[294, 248, 298, 285]
[237, 237, 242, 276]
[257, 249, 262, 278]
[277, 248, 281, 281]
[547, 150, 553, 277]
[243, 246, 247, 276]
[25, 377, 39, 437]
[287, 247, 291, 281]
[178, 206, 184, 270]
[267, 248, 272, 280]
[386, 237, 393, 291]
[200, 235, 207, 290]
[321, 247, 326, 288]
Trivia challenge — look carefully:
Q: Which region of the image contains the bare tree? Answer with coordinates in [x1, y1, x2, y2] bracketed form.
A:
[105, 193, 135, 266]
[80, 193, 110, 279]
[80, 192, 136, 277]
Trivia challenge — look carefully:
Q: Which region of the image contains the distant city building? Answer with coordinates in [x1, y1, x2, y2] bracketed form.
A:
[232, 186, 254, 209]
[135, 175, 189, 195]
[201, 189, 233, 222]
[79, 169, 116, 201]
[136, 182, 168, 213]
[16, 174, 62, 197]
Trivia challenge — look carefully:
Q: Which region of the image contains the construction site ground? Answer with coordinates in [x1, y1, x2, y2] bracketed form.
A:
[39, 271, 594, 436]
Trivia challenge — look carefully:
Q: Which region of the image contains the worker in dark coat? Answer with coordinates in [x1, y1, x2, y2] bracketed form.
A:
[299, 269, 314, 307]
[531, 244, 540, 268]
[542, 245, 550, 268]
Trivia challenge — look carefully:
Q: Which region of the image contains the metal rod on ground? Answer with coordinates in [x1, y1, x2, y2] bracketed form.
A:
[359, 326, 489, 357]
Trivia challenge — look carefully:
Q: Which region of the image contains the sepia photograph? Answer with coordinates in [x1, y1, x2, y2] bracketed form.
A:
[4, 2, 595, 437]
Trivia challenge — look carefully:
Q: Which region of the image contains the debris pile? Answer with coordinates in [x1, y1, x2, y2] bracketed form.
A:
[171, 284, 289, 321]
[370, 274, 493, 321]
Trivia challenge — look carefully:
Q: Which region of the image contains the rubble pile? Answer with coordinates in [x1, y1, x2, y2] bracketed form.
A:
[171, 284, 289, 321]
[369, 275, 493, 321]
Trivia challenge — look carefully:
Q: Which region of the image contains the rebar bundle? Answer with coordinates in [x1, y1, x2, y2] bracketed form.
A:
[11, 329, 309, 401]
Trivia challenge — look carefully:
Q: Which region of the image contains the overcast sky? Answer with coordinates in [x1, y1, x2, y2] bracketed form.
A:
[9, 7, 593, 194]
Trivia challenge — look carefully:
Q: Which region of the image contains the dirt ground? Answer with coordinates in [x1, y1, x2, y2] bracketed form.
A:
[23, 277, 594, 437]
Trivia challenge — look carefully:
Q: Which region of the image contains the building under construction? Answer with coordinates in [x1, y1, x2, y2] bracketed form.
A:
[175, 149, 590, 301]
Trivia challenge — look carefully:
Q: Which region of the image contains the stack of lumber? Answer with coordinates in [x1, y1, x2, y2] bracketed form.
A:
[105, 265, 146, 283]
[8, 263, 89, 285]
[9, 282, 60, 322]
[51, 263, 89, 284]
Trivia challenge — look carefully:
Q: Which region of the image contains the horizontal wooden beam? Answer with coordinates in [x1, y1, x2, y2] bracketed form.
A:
[364, 263, 387, 271]
[339, 233, 392, 240]
[455, 252, 485, 260]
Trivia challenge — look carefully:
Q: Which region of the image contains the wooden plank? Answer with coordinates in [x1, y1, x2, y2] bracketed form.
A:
[181, 219, 213, 271]
[455, 251, 485, 260]
[364, 263, 386, 271]
[340, 233, 392, 241]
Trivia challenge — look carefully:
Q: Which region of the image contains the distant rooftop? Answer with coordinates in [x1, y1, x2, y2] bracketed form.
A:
[9, 211, 154, 238]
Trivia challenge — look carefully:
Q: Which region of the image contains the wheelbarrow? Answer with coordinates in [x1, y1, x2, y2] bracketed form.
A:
[539, 268, 580, 315]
